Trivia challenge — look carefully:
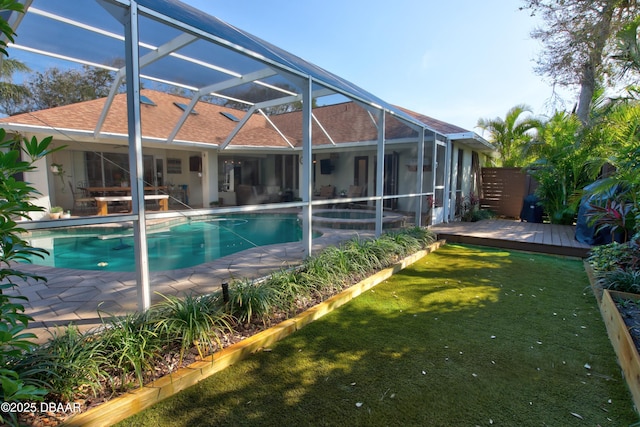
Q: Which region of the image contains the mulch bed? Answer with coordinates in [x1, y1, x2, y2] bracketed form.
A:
[615, 297, 640, 356]
[14, 275, 365, 426]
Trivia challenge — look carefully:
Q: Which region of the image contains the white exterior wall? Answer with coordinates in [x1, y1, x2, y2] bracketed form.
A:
[449, 141, 482, 220]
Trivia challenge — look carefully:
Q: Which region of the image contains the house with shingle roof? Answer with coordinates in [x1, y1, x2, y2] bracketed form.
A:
[1, 0, 497, 310]
[0, 88, 493, 222]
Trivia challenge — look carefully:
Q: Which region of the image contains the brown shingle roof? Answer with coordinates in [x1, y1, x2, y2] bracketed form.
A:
[394, 106, 470, 135]
[0, 90, 292, 148]
[0, 90, 472, 148]
[269, 102, 417, 146]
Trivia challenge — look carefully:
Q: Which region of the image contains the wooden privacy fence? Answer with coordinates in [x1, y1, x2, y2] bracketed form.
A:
[480, 168, 537, 218]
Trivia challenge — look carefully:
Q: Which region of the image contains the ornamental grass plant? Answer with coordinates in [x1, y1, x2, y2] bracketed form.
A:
[152, 293, 233, 362]
[13, 325, 107, 403]
[98, 311, 162, 389]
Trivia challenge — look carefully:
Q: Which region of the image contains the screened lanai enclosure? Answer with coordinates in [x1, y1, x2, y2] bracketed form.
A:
[2, 0, 450, 311]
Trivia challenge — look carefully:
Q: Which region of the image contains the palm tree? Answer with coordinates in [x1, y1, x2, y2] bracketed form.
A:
[613, 16, 640, 81]
[0, 58, 31, 115]
[527, 111, 602, 224]
[477, 104, 541, 167]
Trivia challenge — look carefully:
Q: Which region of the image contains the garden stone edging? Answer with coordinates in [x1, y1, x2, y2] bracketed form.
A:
[62, 240, 446, 427]
[588, 260, 640, 415]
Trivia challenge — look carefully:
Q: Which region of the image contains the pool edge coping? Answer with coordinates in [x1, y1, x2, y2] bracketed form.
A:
[61, 239, 446, 427]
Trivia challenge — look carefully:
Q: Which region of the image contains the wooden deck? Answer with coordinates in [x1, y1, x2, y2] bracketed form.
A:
[430, 219, 592, 258]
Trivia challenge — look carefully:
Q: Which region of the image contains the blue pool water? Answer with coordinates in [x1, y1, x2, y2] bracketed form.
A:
[25, 214, 309, 272]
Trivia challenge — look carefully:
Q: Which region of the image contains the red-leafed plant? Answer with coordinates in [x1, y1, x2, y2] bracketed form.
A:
[588, 198, 635, 243]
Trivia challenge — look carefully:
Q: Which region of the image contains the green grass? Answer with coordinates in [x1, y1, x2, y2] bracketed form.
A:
[117, 244, 638, 426]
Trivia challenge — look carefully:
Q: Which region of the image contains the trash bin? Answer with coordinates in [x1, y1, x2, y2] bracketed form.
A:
[520, 194, 543, 223]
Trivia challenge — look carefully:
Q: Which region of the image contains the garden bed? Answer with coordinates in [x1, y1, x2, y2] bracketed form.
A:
[598, 289, 640, 413]
[62, 241, 443, 427]
[12, 238, 443, 427]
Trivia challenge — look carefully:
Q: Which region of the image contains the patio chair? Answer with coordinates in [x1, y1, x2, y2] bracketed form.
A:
[69, 180, 96, 214]
[347, 185, 363, 198]
[344, 185, 365, 209]
[317, 185, 336, 199]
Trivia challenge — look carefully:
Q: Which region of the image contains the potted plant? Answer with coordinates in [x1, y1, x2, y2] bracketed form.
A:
[49, 206, 63, 219]
[61, 210, 71, 219]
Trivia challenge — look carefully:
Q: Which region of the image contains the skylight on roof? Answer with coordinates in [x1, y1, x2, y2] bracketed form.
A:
[220, 111, 240, 122]
[174, 102, 198, 115]
[140, 95, 156, 106]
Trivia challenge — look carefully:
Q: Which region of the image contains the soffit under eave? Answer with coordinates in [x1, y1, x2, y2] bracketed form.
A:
[449, 135, 496, 153]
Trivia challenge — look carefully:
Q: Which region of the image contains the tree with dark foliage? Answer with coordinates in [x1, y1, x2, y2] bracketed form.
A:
[521, 0, 639, 125]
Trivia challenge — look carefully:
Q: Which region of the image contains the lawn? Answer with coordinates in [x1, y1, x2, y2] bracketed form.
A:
[117, 244, 638, 426]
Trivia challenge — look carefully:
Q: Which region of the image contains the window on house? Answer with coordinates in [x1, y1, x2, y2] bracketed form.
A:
[85, 152, 154, 187]
[167, 158, 182, 174]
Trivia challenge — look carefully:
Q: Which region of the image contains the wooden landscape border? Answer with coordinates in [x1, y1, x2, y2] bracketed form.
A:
[587, 258, 640, 412]
[599, 289, 640, 414]
[63, 240, 446, 427]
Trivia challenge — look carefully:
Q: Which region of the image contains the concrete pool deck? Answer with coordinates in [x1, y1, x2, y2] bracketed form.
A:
[10, 227, 374, 342]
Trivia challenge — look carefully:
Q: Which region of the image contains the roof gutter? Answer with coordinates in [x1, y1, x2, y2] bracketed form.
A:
[447, 131, 495, 151]
[0, 122, 220, 150]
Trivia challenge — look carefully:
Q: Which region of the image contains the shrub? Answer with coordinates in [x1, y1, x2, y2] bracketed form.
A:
[228, 279, 278, 324]
[597, 268, 640, 294]
[589, 240, 640, 273]
[381, 231, 422, 257]
[0, 123, 64, 425]
[99, 312, 161, 389]
[264, 269, 312, 314]
[464, 209, 494, 222]
[343, 238, 385, 271]
[153, 293, 232, 361]
[397, 226, 437, 247]
[300, 252, 344, 295]
[14, 325, 107, 402]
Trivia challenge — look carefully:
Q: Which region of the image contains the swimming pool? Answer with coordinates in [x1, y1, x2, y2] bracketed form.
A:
[305, 209, 406, 230]
[23, 214, 310, 272]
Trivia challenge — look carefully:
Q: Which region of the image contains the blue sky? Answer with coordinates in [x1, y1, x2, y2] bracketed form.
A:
[182, 0, 573, 133]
